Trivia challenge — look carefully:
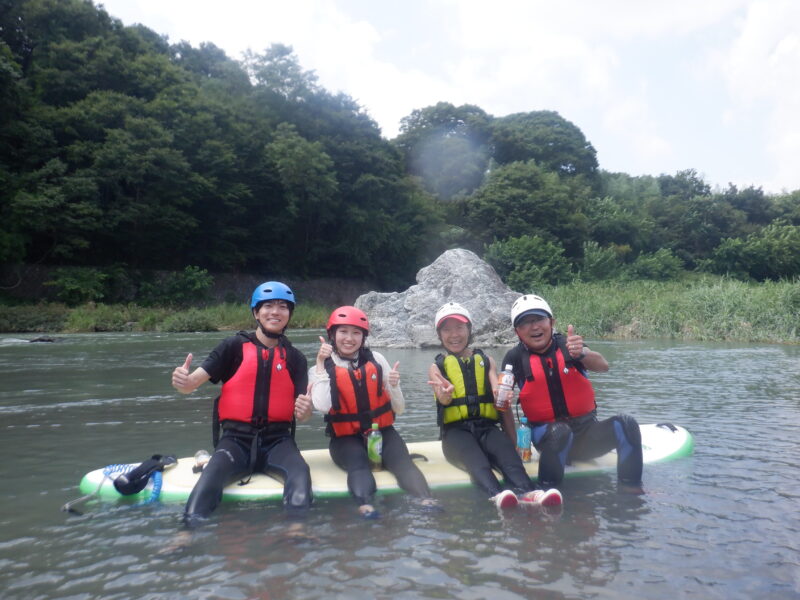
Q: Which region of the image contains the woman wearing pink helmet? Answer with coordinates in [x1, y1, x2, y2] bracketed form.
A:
[309, 306, 436, 518]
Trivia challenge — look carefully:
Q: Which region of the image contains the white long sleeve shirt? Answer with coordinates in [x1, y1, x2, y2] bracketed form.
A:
[309, 350, 405, 415]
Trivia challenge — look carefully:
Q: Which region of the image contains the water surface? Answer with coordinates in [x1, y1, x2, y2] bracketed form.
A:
[1, 331, 798, 599]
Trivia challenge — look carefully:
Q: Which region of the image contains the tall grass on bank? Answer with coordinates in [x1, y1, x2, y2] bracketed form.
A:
[540, 276, 799, 343]
[198, 302, 331, 331]
[0, 301, 333, 333]
[1, 277, 797, 343]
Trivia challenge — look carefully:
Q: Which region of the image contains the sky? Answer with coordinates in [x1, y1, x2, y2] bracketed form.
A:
[97, 0, 800, 195]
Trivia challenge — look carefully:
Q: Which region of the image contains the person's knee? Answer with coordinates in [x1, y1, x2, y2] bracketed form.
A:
[614, 415, 642, 460]
[613, 414, 643, 483]
[613, 414, 641, 449]
[538, 422, 573, 458]
[535, 422, 573, 487]
[283, 461, 313, 509]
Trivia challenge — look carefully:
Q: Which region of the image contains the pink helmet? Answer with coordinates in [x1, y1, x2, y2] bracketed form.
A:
[326, 306, 370, 335]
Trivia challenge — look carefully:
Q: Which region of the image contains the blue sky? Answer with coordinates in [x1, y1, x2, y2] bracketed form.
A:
[98, 0, 800, 194]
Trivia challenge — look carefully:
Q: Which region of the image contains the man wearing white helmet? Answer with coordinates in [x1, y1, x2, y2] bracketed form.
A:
[428, 302, 562, 509]
[501, 294, 643, 491]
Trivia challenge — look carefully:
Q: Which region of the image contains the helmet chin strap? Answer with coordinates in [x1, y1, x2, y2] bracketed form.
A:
[259, 324, 283, 339]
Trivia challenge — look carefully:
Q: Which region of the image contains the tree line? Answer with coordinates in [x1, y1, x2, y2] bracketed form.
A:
[1, 0, 798, 306]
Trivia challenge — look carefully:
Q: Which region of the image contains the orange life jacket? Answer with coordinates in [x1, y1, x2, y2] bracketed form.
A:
[323, 355, 394, 436]
[518, 333, 596, 423]
[218, 337, 295, 425]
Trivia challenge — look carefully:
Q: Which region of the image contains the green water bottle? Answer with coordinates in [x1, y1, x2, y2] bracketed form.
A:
[366, 423, 383, 471]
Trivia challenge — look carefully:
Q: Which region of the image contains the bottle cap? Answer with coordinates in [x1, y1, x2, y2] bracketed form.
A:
[504, 364, 513, 371]
[521, 417, 528, 423]
[371, 423, 379, 429]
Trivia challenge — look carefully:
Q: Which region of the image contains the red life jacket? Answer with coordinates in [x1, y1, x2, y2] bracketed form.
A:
[518, 334, 596, 423]
[324, 355, 394, 437]
[218, 338, 296, 425]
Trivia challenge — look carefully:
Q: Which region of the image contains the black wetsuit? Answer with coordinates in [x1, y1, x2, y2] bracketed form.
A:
[183, 333, 311, 528]
[502, 342, 643, 487]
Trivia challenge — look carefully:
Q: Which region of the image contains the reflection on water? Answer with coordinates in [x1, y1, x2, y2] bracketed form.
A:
[1, 331, 799, 599]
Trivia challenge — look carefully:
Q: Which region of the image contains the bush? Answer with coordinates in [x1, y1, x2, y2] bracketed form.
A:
[159, 309, 217, 332]
[44, 267, 106, 306]
[579, 241, 624, 281]
[138, 266, 214, 307]
[709, 221, 800, 281]
[0, 303, 69, 332]
[485, 234, 572, 290]
[625, 248, 684, 280]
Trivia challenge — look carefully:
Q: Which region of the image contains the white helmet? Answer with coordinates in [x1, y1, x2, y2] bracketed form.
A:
[435, 302, 472, 329]
[510, 294, 553, 327]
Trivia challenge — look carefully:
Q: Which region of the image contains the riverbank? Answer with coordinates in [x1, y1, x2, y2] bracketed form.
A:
[1, 277, 797, 343]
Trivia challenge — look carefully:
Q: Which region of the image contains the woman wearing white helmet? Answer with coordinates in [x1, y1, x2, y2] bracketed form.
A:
[502, 294, 643, 491]
[427, 302, 562, 509]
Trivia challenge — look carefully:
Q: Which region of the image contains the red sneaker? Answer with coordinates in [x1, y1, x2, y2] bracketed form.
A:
[492, 489, 519, 509]
[520, 488, 563, 507]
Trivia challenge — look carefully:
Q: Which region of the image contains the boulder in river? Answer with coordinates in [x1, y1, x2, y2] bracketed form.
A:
[355, 248, 521, 348]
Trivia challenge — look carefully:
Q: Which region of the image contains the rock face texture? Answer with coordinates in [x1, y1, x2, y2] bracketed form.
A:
[355, 248, 521, 348]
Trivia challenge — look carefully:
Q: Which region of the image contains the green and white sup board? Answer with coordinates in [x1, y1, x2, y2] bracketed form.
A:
[77, 423, 693, 502]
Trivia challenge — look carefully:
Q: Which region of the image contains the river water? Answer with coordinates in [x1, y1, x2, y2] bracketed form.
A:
[1, 331, 798, 599]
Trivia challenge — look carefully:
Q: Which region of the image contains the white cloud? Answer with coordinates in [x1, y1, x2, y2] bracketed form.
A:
[97, 0, 800, 192]
[719, 0, 800, 191]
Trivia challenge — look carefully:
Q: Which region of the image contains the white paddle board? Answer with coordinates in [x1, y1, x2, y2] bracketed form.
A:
[77, 423, 693, 502]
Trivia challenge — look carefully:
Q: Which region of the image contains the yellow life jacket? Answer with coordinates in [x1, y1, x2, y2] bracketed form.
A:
[435, 349, 498, 426]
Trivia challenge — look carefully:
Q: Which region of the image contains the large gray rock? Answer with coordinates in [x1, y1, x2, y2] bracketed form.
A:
[355, 248, 520, 348]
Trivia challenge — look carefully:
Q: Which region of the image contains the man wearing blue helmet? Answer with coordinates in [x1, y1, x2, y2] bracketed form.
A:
[171, 281, 313, 528]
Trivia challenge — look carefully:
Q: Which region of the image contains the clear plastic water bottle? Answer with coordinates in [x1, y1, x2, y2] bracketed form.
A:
[193, 449, 211, 473]
[496, 364, 515, 410]
[366, 423, 383, 471]
[516, 417, 532, 463]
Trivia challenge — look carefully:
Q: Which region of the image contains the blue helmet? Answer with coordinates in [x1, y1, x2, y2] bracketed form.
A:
[250, 281, 295, 310]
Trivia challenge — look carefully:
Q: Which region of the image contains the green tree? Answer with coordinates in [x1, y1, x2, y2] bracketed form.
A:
[243, 43, 318, 100]
[579, 240, 624, 281]
[394, 102, 492, 200]
[625, 248, 683, 281]
[710, 221, 800, 281]
[263, 122, 338, 274]
[9, 158, 102, 261]
[463, 160, 591, 258]
[490, 111, 599, 184]
[485, 234, 572, 289]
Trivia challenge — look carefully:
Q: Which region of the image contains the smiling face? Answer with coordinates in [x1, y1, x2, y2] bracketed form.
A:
[253, 300, 291, 335]
[333, 324, 365, 359]
[437, 318, 471, 356]
[514, 314, 555, 354]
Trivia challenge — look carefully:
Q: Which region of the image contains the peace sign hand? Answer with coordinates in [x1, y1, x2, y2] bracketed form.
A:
[427, 370, 454, 402]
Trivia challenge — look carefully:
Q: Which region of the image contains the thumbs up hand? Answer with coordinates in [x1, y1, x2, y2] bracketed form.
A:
[316, 335, 333, 369]
[294, 382, 313, 422]
[566, 324, 584, 358]
[388, 361, 401, 387]
[172, 353, 194, 393]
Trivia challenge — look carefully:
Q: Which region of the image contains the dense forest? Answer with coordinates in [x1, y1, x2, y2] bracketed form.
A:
[2, 0, 799, 307]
